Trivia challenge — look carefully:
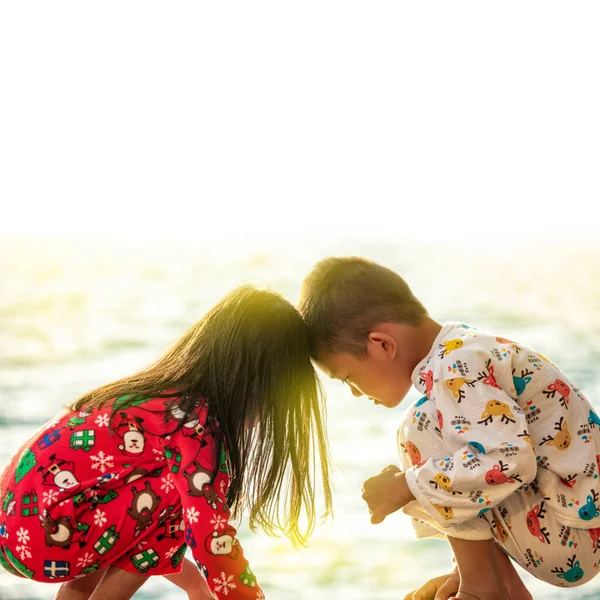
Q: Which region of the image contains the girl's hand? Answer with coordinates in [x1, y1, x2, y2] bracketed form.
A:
[403, 569, 459, 600]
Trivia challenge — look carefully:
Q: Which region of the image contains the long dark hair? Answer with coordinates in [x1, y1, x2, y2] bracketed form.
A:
[70, 285, 332, 546]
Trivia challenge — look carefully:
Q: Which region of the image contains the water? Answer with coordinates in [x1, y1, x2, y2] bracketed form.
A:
[1, 235, 600, 599]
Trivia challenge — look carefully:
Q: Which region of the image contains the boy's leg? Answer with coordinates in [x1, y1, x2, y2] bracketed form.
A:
[164, 557, 215, 600]
[447, 537, 535, 600]
[493, 544, 533, 600]
[447, 537, 509, 600]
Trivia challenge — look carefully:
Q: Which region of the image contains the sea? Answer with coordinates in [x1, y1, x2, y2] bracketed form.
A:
[1, 235, 600, 599]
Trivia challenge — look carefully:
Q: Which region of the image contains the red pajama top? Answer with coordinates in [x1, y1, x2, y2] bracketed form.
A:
[0, 393, 265, 599]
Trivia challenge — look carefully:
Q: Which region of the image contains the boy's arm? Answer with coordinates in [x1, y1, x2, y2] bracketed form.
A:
[363, 465, 495, 540]
[402, 347, 538, 530]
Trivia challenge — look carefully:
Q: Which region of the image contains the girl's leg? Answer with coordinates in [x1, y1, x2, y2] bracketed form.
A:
[54, 568, 108, 600]
[53, 559, 213, 600]
[87, 565, 147, 600]
[164, 557, 215, 600]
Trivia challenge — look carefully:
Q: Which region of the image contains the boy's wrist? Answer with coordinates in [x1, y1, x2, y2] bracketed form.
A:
[394, 471, 415, 507]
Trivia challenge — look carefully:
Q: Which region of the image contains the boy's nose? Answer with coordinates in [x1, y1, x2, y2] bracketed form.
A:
[349, 384, 363, 397]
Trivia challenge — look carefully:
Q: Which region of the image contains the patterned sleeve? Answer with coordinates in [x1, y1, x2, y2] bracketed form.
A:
[404, 346, 538, 530]
[161, 404, 263, 599]
[397, 405, 494, 541]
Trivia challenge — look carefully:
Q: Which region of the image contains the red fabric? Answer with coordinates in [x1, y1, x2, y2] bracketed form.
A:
[0, 395, 263, 599]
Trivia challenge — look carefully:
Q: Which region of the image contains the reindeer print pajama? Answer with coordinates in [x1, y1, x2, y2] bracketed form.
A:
[0, 395, 264, 599]
[397, 322, 600, 587]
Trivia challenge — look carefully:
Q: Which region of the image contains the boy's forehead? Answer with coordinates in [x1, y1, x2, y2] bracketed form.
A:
[314, 350, 351, 379]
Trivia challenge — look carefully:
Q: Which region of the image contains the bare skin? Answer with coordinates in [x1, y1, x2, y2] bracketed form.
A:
[361, 466, 533, 600]
[54, 557, 214, 600]
[86, 566, 147, 600]
[319, 320, 533, 600]
[402, 542, 533, 600]
[165, 558, 216, 600]
[54, 567, 107, 600]
[447, 537, 510, 600]
[402, 568, 460, 600]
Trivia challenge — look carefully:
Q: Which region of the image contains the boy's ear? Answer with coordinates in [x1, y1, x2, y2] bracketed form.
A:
[367, 331, 397, 360]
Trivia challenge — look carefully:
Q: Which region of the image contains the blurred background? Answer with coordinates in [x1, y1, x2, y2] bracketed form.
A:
[1, 2, 600, 599]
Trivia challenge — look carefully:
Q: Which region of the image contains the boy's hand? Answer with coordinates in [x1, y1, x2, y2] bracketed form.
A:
[361, 464, 413, 523]
[403, 569, 459, 600]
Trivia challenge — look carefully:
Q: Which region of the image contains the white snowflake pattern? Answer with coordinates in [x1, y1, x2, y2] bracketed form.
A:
[15, 545, 31, 561]
[186, 506, 200, 524]
[152, 448, 165, 461]
[43, 489, 59, 505]
[93, 509, 107, 527]
[161, 474, 175, 493]
[135, 540, 149, 550]
[213, 572, 236, 595]
[90, 451, 114, 473]
[165, 545, 180, 560]
[16, 527, 30, 545]
[94, 414, 110, 427]
[76, 552, 95, 568]
[220, 480, 226, 496]
[210, 514, 226, 530]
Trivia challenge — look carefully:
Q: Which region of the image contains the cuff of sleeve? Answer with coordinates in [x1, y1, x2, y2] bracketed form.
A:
[404, 470, 494, 541]
[409, 516, 447, 540]
[402, 499, 493, 541]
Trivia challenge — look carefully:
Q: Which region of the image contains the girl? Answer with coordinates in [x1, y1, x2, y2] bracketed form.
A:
[0, 285, 332, 599]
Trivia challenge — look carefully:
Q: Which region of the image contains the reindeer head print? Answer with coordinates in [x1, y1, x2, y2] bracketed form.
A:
[540, 417, 571, 451]
[431, 473, 452, 491]
[512, 368, 533, 396]
[551, 555, 584, 583]
[478, 400, 516, 426]
[578, 489, 600, 521]
[526, 502, 550, 543]
[434, 505, 454, 520]
[485, 461, 522, 486]
[402, 441, 421, 466]
[543, 379, 571, 408]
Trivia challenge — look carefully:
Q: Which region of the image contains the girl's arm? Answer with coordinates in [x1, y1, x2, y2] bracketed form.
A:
[164, 557, 216, 600]
[162, 408, 264, 599]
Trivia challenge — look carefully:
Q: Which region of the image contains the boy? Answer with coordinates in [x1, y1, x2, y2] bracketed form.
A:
[299, 256, 600, 600]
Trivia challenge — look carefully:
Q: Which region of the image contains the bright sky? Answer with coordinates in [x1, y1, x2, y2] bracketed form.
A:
[1, 2, 599, 245]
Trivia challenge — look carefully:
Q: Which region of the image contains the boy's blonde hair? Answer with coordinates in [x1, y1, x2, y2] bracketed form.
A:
[299, 256, 427, 356]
